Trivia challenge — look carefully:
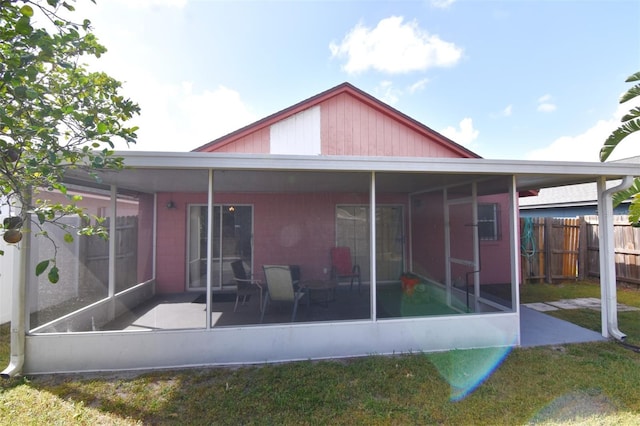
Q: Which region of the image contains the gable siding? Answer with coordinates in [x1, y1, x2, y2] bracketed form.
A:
[211, 127, 270, 153]
[270, 106, 321, 155]
[320, 93, 461, 158]
[206, 91, 468, 158]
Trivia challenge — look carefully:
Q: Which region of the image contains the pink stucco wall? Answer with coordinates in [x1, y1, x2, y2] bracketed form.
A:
[155, 191, 408, 293]
[411, 191, 446, 282]
[478, 194, 512, 285]
[410, 191, 512, 286]
[137, 193, 155, 283]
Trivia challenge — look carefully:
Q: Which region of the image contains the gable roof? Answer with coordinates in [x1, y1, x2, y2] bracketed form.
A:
[193, 82, 481, 158]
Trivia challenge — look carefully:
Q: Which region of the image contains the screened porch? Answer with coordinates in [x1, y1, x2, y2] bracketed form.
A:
[26, 157, 517, 334]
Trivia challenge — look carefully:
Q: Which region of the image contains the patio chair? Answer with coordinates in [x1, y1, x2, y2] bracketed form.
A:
[330, 247, 361, 293]
[231, 260, 263, 312]
[260, 265, 305, 323]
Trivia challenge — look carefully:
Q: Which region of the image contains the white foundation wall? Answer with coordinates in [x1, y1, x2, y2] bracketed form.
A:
[23, 312, 519, 374]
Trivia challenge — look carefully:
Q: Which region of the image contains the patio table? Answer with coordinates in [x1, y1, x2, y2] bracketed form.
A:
[299, 279, 338, 307]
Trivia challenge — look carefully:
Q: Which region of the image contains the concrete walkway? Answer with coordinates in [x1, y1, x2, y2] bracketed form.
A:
[517, 296, 640, 347]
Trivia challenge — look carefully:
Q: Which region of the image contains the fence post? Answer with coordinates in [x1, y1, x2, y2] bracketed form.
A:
[578, 217, 587, 280]
[544, 217, 552, 283]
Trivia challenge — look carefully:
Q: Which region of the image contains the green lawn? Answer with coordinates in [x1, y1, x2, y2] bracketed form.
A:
[1, 281, 640, 425]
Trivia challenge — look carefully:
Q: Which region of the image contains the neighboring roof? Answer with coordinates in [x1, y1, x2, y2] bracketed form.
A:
[193, 82, 481, 159]
[519, 156, 640, 210]
[519, 181, 610, 209]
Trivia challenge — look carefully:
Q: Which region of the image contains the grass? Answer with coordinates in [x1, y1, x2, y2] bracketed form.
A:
[1, 280, 640, 425]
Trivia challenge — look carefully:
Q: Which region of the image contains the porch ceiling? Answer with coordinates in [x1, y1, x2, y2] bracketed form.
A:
[62, 152, 639, 195]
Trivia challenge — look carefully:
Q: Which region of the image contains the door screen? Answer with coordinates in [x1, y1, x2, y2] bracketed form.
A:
[187, 205, 253, 290]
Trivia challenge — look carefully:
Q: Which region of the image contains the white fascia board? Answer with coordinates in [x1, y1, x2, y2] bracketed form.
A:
[114, 151, 640, 177]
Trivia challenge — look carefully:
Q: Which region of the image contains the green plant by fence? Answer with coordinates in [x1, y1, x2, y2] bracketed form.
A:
[520, 216, 640, 285]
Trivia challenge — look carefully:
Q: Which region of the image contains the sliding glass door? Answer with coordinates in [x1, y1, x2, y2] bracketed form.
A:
[187, 205, 253, 291]
[336, 205, 404, 282]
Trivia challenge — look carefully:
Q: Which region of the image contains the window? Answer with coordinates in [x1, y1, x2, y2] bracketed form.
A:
[478, 203, 499, 241]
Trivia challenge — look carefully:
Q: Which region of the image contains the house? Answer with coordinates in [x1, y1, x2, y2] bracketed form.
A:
[520, 157, 639, 218]
[2, 82, 636, 375]
[519, 181, 630, 218]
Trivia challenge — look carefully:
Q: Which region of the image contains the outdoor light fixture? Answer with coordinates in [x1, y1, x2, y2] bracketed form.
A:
[166, 200, 176, 209]
[228, 206, 235, 212]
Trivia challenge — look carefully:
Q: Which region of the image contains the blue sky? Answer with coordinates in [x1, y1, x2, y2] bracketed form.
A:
[73, 0, 640, 161]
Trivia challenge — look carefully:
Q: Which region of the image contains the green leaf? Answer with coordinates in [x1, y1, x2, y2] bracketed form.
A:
[20, 5, 34, 17]
[628, 195, 640, 225]
[48, 266, 60, 284]
[63, 233, 74, 243]
[621, 107, 640, 123]
[35, 260, 50, 276]
[15, 16, 33, 35]
[625, 71, 640, 83]
[620, 84, 640, 104]
[600, 118, 640, 161]
[613, 177, 640, 207]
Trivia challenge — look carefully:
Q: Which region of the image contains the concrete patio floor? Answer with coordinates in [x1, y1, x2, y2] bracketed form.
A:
[104, 289, 608, 348]
[519, 306, 606, 347]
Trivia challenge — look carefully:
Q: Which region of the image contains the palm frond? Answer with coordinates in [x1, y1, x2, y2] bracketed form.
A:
[621, 107, 640, 122]
[620, 84, 640, 103]
[600, 117, 640, 161]
[625, 71, 640, 83]
[612, 177, 640, 207]
[628, 196, 640, 225]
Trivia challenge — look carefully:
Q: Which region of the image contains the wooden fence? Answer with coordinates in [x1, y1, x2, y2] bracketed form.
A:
[520, 216, 640, 285]
[79, 216, 139, 297]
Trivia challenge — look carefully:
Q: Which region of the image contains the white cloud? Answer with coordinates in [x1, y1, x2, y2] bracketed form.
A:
[537, 103, 557, 113]
[374, 81, 401, 105]
[86, 54, 256, 151]
[372, 79, 432, 105]
[431, 0, 456, 8]
[329, 16, 463, 74]
[525, 100, 640, 162]
[74, 1, 255, 151]
[537, 94, 557, 112]
[490, 104, 512, 119]
[408, 78, 429, 94]
[440, 118, 479, 147]
[118, 77, 256, 151]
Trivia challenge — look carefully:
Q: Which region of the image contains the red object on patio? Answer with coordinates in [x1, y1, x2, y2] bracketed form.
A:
[330, 247, 361, 292]
[400, 275, 420, 296]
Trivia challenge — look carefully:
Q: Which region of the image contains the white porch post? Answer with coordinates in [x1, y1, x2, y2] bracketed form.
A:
[152, 193, 158, 282]
[206, 169, 214, 329]
[108, 185, 117, 299]
[370, 171, 377, 320]
[509, 175, 520, 312]
[472, 182, 480, 312]
[443, 188, 451, 306]
[597, 176, 633, 340]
